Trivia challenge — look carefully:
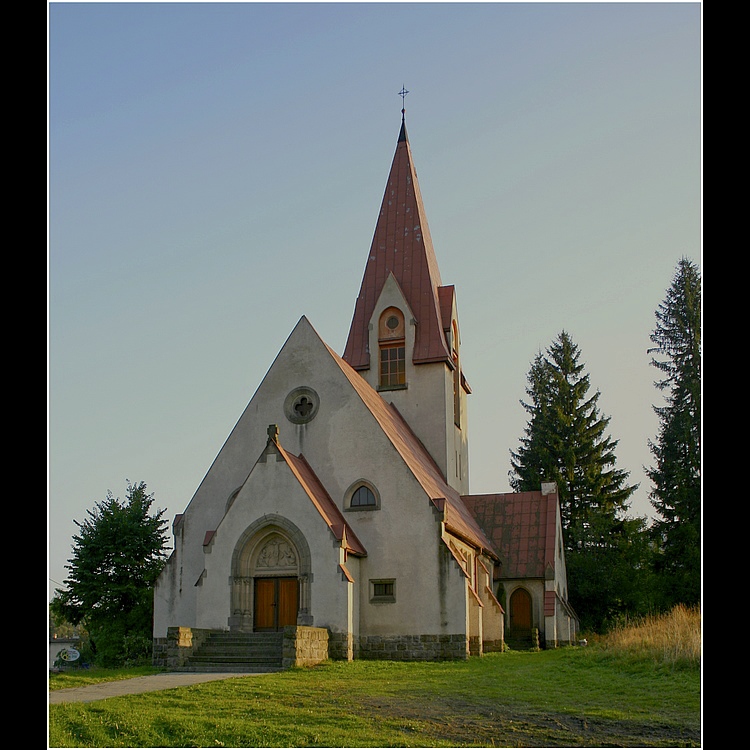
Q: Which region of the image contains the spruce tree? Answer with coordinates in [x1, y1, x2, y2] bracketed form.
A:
[647, 258, 701, 608]
[510, 331, 636, 546]
[510, 331, 641, 630]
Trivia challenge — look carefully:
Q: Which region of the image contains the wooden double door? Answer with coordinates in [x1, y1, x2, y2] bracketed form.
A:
[254, 577, 298, 631]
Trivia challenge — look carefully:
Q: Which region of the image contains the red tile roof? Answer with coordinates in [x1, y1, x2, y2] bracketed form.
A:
[462, 492, 559, 578]
[343, 121, 452, 370]
[275, 440, 368, 557]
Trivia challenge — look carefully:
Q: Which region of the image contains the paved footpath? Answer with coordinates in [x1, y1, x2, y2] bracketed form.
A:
[49, 672, 266, 704]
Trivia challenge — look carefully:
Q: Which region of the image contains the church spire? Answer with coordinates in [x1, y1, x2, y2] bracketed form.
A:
[398, 85, 409, 143]
[343, 106, 451, 370]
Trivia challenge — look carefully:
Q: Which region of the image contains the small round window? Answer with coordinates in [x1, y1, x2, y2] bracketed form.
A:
[284, 387, 320, 424]
[378, 307, 405, 340]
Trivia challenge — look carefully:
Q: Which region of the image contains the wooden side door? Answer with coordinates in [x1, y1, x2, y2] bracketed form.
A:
[510, 588, 532, 636]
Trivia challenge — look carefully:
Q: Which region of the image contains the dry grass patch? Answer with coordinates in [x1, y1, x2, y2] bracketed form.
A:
[593, 605, 701, 667]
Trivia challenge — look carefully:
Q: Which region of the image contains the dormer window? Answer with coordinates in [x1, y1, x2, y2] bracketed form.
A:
[378, 308, 406, 389]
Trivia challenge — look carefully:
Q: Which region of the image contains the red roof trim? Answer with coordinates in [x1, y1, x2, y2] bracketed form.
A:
[339, 563, 355, 583]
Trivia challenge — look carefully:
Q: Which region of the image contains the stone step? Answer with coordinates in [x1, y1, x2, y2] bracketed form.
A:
[190, 654, 281, 666]
[177, 631, 284, 672]
[176, 663, 283, 673]
[505, 637, 537, 651]
[192, 643, 282, 654]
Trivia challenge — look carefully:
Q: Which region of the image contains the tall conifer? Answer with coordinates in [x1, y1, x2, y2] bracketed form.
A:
[510, 331, 636, 549]
[647, 258, 701, 607]
[510, 332, 641, 629]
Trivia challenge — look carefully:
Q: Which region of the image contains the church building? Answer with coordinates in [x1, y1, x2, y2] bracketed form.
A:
[153, 113, 578, 667]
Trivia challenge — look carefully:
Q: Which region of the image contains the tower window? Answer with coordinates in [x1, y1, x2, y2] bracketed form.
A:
[380, 344, 406, 387]
[378, 307, 406, 389]
[452, 320, 461, 427]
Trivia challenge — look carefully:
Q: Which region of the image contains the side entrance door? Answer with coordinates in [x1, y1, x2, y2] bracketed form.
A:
[254, 577, 298, 631]
[509, 588, 532, 638]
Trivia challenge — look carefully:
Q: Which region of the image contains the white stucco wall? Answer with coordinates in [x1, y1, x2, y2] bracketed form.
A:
[154, 316, 473, 641]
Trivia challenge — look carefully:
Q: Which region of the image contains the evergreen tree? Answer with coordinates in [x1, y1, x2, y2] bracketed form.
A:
[51, 481, 170, 666]
[647, 258, 701, 608]
[510, 331, 636, 543]
[510, 331, 642, 630]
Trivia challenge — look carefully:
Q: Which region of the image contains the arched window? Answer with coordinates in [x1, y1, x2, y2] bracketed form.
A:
[344, 481, 380, 511]
[378, 308, 406, 389]
[351, 486, 376, 507]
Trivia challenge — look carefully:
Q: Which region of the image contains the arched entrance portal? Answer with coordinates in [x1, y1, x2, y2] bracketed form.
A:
[509, 587, 533, 639]
[229, 516, 313, 632]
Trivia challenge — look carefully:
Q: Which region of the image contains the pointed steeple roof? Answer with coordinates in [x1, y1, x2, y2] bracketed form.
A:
[343, 118, 452, 370]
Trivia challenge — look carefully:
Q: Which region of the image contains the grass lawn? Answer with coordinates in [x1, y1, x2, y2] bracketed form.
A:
[48, 648, 700, 747]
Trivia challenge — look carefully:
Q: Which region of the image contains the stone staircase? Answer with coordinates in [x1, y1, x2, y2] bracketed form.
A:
[505, 628, 540, 651]
[177, 631, 284, 672]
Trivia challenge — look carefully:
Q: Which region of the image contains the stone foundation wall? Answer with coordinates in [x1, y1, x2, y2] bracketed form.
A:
[153, 627, 213, 669]
[482, 638, 505, 653]
[282, 626, 329, 668]
[154, 628, 492, 667]
[328, 630, 356, 661]
[358, 633, 469, 661]
[152, 637, 169, 667]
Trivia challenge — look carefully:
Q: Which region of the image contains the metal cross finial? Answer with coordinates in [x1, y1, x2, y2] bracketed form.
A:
[399, 85, 409, 115]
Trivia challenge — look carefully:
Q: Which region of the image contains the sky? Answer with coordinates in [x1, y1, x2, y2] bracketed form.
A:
[48, 1, 702, 600]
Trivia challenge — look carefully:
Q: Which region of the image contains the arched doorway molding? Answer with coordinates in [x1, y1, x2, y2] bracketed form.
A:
[229, 514, 313, 631]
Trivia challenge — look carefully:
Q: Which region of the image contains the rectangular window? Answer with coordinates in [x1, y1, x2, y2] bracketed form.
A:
[379, 344, 405, 387]
[453, 356, 461, 427]
[370, 579, 396, 603]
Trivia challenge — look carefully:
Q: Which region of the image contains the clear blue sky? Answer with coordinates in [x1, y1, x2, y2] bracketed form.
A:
[48, 1, 702, 599]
